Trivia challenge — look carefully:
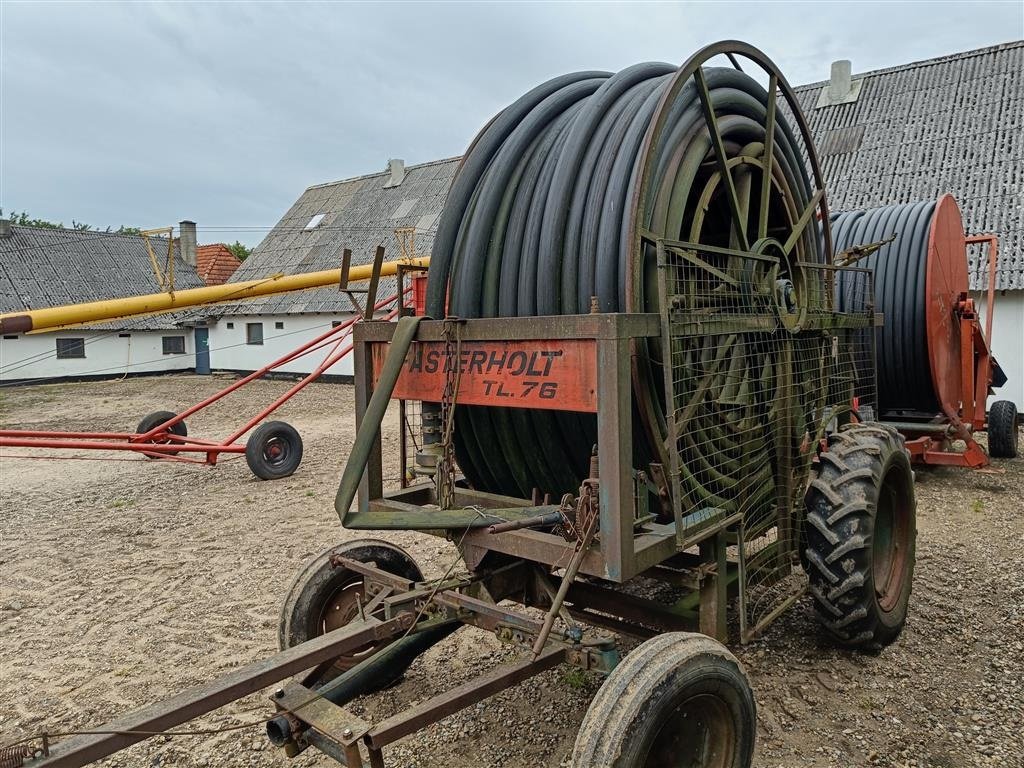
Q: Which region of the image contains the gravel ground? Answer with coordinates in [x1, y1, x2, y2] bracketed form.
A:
[1, 374, 1021, 768]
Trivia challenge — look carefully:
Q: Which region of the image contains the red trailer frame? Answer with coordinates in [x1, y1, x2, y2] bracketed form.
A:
[897, 233, 1000, 468]
[0, 289, 410, 473]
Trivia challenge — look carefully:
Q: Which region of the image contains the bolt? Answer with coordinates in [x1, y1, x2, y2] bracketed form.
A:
[342, 728, 353, 739]
[274, 688, 285, 699]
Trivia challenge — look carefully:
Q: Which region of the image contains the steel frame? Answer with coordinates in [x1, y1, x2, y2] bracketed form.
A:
[348, 312, 735, 639]
[26, 558, 631, 768]
[889, 233, 1000, 468]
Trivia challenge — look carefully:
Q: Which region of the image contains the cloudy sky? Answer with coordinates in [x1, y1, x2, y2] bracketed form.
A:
[2, 1, 1021, 246]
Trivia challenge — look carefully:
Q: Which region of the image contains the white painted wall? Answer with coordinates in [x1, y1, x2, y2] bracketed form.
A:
[0, 329, 196, 382]
[973, 290, 1024, 410]
[207, 314, 357, 378]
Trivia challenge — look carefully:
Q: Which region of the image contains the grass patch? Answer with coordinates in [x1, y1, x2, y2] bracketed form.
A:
[562, 667, 588, 690]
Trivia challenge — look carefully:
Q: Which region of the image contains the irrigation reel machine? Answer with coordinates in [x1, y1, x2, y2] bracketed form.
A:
[28, 42, 920, 768]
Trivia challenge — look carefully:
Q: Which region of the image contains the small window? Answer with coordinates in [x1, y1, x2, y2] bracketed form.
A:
[304, 213, 326, 230]
[226, 322, 234, 329]
[118, 333, 131, 338]
[162, 336, 186, 355]
[275, 321, 284, 330]
[56, 338, 86, 359]
[246, 323, 264, 345]
[3, 335, 17, 340]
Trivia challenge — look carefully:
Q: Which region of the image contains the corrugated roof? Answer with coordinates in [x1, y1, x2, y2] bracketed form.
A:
[215, 157, 460, 315]
[792, 40, 1024, 290]
[0, 225, 204, 330]
[196, 244, 242, 285]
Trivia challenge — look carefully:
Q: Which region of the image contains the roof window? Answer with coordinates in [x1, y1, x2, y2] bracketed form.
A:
[304, 213, 326, 230]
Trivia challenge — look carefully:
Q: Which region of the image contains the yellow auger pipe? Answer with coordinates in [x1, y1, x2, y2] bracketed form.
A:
[0, 257, 430, 334]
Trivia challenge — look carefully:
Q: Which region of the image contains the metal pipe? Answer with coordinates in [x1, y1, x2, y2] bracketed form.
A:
[266, 621, 459, 746]
[26, 614, 413, 768]
[0, 257, 429, 334]
[335, 315, 425, 522]
[220, 298, 406, 445]
[139, 289, 407, 440]
[0, 438, 247, 454]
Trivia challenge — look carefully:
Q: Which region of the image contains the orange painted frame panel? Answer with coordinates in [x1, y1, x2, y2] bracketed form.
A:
[370, 339, 598, 412]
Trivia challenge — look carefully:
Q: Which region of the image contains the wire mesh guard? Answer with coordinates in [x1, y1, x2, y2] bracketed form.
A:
[398, 399, 425, 488]
[654, 239, 874, 639]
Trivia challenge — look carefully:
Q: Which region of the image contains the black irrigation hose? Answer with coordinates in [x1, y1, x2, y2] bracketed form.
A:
[429, 62, 821, 500]
[832, 201, 938, 415]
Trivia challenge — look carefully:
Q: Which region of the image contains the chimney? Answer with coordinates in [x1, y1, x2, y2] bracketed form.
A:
[816, 59, 862, 108]
[0, 219, 11, 239]
[383, 158, 406, 188]
[179, 220, 197, 267]
[829, 60, 852, 101]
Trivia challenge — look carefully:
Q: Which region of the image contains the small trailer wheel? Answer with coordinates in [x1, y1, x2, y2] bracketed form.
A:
[988, 400, 1019, 459]
[279, 539, 423, 688]
[245, 421, 303, 480]
[135, 410, 187, 459]
[572, 633, 755, 768]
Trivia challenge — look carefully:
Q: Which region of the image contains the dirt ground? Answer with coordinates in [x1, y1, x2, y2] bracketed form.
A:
[1, 374, 1021, 768]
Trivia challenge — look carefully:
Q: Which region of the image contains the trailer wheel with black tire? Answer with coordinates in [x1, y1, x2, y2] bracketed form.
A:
[279, 539, 424, 689]
[245, 420, 303, 479]
[135, 410, 187, 459]
[805, 423, 916, 650]
[988, 400, 1019, 459]
[572, 633, 755, 768]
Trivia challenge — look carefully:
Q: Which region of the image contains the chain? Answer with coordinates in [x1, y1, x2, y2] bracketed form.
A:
[437, 318, 463, 509]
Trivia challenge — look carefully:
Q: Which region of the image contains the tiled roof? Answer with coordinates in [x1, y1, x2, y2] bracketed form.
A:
[792, 40, 1024, 290]
[0, 225, 204, 330]
[215, 157, 460, 315]
[196, 244, 242, 285]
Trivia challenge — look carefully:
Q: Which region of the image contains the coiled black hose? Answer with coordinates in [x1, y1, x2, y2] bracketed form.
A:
[832, 201, 938, 415]
[428, 61, 822, 500]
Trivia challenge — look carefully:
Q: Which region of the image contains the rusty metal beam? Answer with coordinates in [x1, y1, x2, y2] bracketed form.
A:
[365, 646, 566, 750]
[27, 614, 413, 768]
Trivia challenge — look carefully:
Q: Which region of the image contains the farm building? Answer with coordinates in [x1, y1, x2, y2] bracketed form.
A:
[202, 158, 457, 378]
[0, 220, 207, 383]
[211, 41, 1022, 407]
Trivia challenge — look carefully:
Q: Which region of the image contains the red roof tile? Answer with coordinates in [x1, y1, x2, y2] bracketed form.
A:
[196, 244, 242, 285]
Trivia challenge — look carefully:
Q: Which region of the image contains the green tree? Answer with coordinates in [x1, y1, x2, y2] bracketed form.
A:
[1, 208, 139, 235]
[226, 240, 252, 261]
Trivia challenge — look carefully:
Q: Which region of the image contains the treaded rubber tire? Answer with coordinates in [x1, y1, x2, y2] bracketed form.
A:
[279, 539, 423, 689]
[135, 410, 187, 459]
[805, 423, 916, 650]
[572, 633, 755, 768]
[988, 400, 1019, 459]
[245, 420, 303, 480]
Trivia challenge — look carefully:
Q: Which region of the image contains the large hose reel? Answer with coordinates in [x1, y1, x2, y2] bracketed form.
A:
[833, 195, 987, 418]
[426, 42, 845, 525]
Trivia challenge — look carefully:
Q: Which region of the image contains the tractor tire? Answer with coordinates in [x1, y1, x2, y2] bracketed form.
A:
[988, 400, 1019, 459]
[245, 420, 303, 480]
[572, 633, 755, 768]
[279, 539, 423, 689]
[135, 410, 187, 458]
[805, 423, 916, 651]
